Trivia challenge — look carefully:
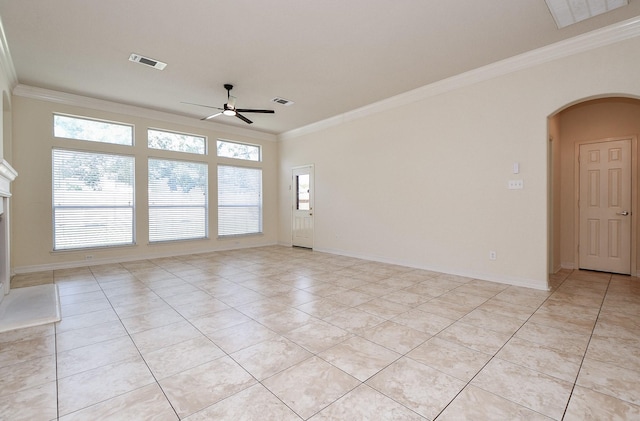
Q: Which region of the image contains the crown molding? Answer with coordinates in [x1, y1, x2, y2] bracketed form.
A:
[0, 15, 18, 89]
[12, 85, 278, 142]
[279, 15, 640, 141]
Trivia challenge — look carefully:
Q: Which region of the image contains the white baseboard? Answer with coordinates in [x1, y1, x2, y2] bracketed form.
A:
[313, 246, 549, 291]
[15, 242, 552, 290]
[12, 241, 279, 274]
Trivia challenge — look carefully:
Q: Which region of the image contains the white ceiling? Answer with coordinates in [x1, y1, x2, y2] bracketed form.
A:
[1, 0, 640, 135]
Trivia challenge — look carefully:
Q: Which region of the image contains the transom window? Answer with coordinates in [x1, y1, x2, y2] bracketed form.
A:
[54, 114, 133, 146]
[148, 128, 206, 155]
[216, 139, 260, 161]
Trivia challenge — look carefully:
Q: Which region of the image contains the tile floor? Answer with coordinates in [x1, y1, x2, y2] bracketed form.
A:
[1, 246, 639, 420]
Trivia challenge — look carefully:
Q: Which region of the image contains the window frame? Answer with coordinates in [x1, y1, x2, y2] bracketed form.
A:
[216, 139, 262, 162]
[217, 164, 263, 238]
[53, 113, 134, 146]
[52, 147, 136, 251]
[147, 127, 208, 155]
[148, 156, 209, 243]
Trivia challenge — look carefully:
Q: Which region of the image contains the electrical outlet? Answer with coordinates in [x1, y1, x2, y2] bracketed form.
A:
[85, 254, 93, 260]
[508, 179, 524, 189]
[489, 251, 497, 260]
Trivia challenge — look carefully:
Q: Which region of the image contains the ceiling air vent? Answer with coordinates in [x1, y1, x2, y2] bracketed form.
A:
[128, 53, 167, 70]
[271, 97, 295, 106]
[545, 0, 628, 29]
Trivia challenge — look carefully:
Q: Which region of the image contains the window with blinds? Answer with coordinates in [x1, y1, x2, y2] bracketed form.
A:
[148, 158, 208, 242]
[218, 165, 262, 237]
[52, 149, 135, 250]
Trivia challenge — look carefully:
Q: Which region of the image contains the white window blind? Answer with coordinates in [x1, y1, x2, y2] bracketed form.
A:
[148, 158, 208, 242]
[218, 165, 262, 236]
[52, 149, 134, 250]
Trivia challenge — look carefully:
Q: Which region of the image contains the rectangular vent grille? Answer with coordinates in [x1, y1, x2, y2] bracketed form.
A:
[545, 0, 628, 29]
[271, 97, 295, 106]
[129, 53, 167, 70]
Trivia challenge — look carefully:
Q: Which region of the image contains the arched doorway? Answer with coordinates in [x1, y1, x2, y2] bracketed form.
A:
[549, 96, 640, 278]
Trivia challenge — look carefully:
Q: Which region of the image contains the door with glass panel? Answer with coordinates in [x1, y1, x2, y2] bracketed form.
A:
[292, 165, 314, 248]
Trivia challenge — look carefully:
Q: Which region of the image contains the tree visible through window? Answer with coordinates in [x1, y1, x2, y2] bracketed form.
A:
[218, 165, 262, 236]
[148, 129, 206, 154]
[52, 149, 134, 250]
[54, 114, 133, 146]
[217, 139, 260, 161]
[148, 158, 208, 242]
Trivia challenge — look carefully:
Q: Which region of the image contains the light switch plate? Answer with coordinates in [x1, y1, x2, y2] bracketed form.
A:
[508, 179, 524, 189]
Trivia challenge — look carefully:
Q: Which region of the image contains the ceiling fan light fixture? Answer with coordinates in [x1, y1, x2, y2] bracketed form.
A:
[223, 109, 236, 116]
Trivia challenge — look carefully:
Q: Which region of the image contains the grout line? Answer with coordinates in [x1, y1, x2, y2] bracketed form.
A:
[559, 273, 612, 420]
[41, 253, 629, 420]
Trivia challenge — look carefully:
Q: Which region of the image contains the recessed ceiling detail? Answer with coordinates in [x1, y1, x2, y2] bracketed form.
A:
[128, 53, 167, 70]
[545, 0, 629, 28]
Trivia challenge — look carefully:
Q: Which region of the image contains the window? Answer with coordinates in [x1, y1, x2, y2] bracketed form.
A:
[52, 149, 134, 250]
[216, 139, 260, 161]
[148, 129, 206, 155]
[54, 114, 133, 146]
[148, 158, 208, 242]
[218, 165, 262, 236]
[296, 174, 310, 210]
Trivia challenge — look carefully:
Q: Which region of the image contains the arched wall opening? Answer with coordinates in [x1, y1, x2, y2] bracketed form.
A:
[549, 95, 640, 277]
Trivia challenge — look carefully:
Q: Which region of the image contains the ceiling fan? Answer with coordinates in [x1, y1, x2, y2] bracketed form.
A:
[183, 84, 275, 124]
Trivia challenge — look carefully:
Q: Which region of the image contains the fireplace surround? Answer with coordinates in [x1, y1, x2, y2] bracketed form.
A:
[0, 159, 60, 332]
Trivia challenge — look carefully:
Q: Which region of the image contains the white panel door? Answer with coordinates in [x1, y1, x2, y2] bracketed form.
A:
[292, 165, 314, 248]
[579, 139, 631, 274]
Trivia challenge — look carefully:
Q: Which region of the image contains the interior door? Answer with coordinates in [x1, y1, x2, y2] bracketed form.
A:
[292, 165, 314, 248]
[579, 139, 631, 274]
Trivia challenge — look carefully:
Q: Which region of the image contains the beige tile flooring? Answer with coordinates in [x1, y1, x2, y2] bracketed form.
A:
[1, 246, 639, 420]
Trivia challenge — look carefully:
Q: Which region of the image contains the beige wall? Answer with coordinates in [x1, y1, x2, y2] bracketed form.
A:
[557, 98, 640, 271]
[548, 114, 561, 273]
[278, 37, 640, 290]
[10, 95, 279, 271]
[0, 63, 13, 161]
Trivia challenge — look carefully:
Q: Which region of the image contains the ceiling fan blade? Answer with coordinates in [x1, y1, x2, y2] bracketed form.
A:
[181, 101, 224, 110]
[235, 113, 253, 124]
[235, 109, 275, 114]
[201, 112, 223, 121]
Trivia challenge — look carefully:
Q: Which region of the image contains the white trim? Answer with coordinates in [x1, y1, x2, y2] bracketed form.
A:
[12, 85, 278, 142]
[0, 159, 17, 197]
[279, 15, 640, 141]
[0, 16, 18, 88]
[13, 241, 279, 274]
[313, 246, 550, 291]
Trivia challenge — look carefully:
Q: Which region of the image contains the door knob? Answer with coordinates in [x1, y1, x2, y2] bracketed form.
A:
[616, 211, 630, 216]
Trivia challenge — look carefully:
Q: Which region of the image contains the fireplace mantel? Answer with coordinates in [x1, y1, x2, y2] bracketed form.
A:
[0, 159, 17, 199]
